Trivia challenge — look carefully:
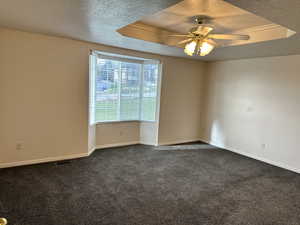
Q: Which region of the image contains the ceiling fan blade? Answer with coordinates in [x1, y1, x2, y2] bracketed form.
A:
[194, 26, 213, 36]
[177, 38, 193, 45]
[205, 38, 217, 46]
[208, 34, 250, 40]
[168, 34, 189, 37]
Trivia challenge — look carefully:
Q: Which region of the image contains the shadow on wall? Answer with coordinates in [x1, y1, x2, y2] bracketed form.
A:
[202, 118, 228, 149]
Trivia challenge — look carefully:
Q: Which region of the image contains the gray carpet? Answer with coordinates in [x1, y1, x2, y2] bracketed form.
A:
[1, 143, 300, 225]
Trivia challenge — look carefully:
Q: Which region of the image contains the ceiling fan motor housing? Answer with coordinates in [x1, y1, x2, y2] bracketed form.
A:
[194, 15, 211, 25]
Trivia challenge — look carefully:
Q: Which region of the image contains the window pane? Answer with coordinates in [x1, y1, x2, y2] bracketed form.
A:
[95, 58, 120, 122]
[120, 62, 141, 120]
[141, 64, 159, 121]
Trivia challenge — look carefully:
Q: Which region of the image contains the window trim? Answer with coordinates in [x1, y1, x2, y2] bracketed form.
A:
[89, 50, 162, 125]
[92, 50, 161, 64]
[95, 119, 157, 125]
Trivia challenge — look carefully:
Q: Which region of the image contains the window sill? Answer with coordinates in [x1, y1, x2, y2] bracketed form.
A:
[95, 120, 156, 125]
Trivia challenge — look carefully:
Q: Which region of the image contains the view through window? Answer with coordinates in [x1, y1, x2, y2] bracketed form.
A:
[90, 53, 160, 123]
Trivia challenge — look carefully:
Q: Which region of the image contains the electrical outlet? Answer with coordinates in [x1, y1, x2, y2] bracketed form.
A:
[16, 143, 23, 151]
[261, 143, 266, 149]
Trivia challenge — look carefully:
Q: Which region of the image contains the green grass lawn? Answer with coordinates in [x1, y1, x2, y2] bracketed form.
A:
[95, 97, 156, 122]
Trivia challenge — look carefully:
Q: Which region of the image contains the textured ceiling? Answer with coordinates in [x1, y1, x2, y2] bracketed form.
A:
[0, 0, 299, 61]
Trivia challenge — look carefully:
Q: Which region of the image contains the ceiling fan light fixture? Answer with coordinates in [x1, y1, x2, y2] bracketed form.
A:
[174, 19, 249, 57]
[184, 40, 215, 56]
[184, 40, 197, 56]
[199, 41, 215, 56]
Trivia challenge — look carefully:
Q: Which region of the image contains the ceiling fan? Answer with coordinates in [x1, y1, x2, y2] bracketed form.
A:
[170, 16, 250, 56]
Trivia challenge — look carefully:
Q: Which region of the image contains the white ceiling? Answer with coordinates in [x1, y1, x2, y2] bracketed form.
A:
[0, 0, 299, 61]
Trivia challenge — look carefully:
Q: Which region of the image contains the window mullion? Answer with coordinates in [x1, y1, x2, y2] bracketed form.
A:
[118, 62, 122, 121]
[139, 64, 144, 121]
[93, 57, 97, 123]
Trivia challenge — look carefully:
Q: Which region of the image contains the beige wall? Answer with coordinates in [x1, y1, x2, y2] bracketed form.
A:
[0, 28, 205, 166]
[201, 55, 300, 173]
[96, 122, 140, 147]
[158, 57, 205, 145]
[0, 28, 90, 165]
[96, 121, 159, 147]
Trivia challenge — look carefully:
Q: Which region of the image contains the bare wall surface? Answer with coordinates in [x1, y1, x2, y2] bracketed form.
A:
[201, 55, 300, 173]
[0, 28, 90, 165]
[0, 28, 205, 165]
[140, 122, 158, 146]
[95, 122, 140, 147]
[158, 58, 205, 145]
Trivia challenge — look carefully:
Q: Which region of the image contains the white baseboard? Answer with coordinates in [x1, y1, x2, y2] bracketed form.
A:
[200, 137, 300, 174]
[88, 146, 97, 156]
[140, 141, 158, 146]
[0, 142, 140, 169]
[95, 141, 140, 150]
[158, 138, 201, 146]
[0, 139, 210, 169]
[0, 152, 89, 169]
[228, 148, 300, 174]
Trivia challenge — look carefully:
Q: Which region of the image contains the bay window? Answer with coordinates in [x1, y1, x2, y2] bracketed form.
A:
[89, 51, 161, 123]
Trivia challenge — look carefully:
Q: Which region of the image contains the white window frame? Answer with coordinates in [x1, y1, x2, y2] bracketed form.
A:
[89, 50, 162, 125]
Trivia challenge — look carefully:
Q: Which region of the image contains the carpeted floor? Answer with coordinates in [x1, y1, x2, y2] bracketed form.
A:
[1, 143, 300, 225]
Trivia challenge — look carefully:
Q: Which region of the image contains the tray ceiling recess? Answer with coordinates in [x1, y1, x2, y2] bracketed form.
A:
[117, 0, 296, 57]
